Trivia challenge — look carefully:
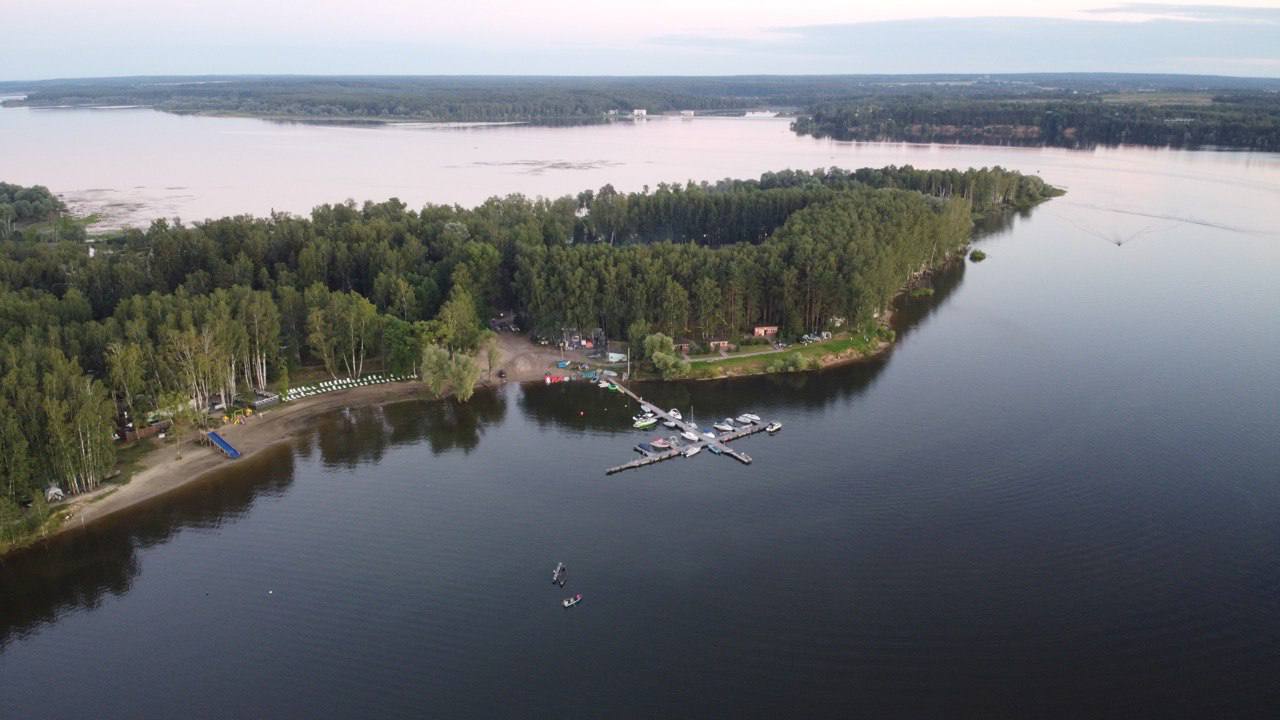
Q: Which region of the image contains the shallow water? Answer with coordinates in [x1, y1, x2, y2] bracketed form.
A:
[2, 111, 1279, 718]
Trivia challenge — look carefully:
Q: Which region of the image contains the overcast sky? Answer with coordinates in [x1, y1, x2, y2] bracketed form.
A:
[3, 1, 1278, 80]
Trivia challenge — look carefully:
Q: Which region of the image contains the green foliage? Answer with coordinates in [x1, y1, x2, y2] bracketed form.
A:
[794, 93, 1280, 152]
[0, 165, 1059, 510]
[0, 182, 66, 240]
[969, 249, 988, 262]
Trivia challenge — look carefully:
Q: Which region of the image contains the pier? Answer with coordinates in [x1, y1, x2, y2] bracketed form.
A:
[604, 382, 772, 475]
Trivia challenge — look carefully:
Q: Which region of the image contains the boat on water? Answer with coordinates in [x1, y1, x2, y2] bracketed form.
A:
[680, 430, 700, 442]
[651, 438, 671, 449]
[766, 421, 782, 433]
[563, 593, 583, 608]
[707, 444, 722, 455]
[713, 420, 734, 432]
[743, 413, 761, 423]
[634, 416, 659, 429]
[735, 414, 755, 425]
[668, 409, 683, 420]
[684, 445, 701, 457]
[635, 443, 656, 455]
[552, 563, 567, 585]
[663, 419, 679, 428]
[702, 431, 716, 440]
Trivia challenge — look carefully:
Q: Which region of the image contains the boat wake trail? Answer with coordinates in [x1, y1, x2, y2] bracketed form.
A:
[1054, 202, 1279, 242]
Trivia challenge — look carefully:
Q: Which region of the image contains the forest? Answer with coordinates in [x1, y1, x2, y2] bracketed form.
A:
[791, 94, 1280, 150]
[0, 167, 1059, 536]
[4, 75, 1278, 149]
[0, 183, 67, 240]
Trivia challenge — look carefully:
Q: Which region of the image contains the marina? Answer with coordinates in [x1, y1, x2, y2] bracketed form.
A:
[605, 382, 773, 475]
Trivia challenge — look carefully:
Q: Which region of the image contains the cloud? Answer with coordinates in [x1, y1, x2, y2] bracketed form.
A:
[1085, 3, 1280, 23]
[646, 16, 1280, 76]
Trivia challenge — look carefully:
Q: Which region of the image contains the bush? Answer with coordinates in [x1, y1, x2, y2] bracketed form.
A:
[969, 249, 987, 262]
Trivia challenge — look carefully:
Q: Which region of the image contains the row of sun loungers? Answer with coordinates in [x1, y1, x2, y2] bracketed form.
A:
[282, 373, 415, 402]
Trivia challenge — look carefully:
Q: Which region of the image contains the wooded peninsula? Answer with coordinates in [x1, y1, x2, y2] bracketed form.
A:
[4, 74, 1278, 150]
[0, 166, 1060, 547]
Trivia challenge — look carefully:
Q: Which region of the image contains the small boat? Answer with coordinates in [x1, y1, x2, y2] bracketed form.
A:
[707, 444, 722, 455]
[563, 593, 583, 608]
[702, 431, 716, 440]
[680, 430, 699, 442]
[552, 563, 567, 585]
[743, 413, 761, 423]
[635, 443, 656, 455]
[713, 421, 733, 432]
[633, 410, 655, 420]
[684, 445, 701, 457]
[668, 409, 683, 420]
[634, 417, 658, 429]
[766, 421, 782, 433]
[667, 435, 683, 448]
[597, 380, 610, 388]
[663, 419, 678, 428]
[651, 438, 671, 449]
[735, 414, 755, 425]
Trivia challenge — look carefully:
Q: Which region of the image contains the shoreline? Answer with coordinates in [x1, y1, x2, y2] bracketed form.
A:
[3, 305, 907, 557]
[4, 332, 579, 557]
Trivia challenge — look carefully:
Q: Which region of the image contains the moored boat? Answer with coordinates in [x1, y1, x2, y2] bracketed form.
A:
[766, 421, 782, 433]
[663, 419, 678, 428]
[668, 409, 683, 420]
[683, 445, 701, 457]
[634, 416, 659, 429]
[552, 562, 567, 585]
[651, 437, 671, 449]
[743, 413, 761, 422]
[707, 443, 722, 454]
[563, 593, 583, 608]
[680, 430, 699, 442]
[735, 414, 755, 425]
[713, 421, 733, 432]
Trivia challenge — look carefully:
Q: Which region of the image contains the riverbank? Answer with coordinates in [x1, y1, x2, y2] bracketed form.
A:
[1, 334, 581, 557]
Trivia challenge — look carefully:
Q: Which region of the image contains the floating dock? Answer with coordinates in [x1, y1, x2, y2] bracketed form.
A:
[605, 383, 770, 475]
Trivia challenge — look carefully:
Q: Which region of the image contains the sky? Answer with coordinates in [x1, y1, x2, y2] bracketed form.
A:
[2, 1, 1278, 80]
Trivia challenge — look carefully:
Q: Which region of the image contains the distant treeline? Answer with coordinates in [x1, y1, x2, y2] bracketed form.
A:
[0, 166, 1057, 517]
[792, 94, 1280, 150]
[5, 74, 1279, 137]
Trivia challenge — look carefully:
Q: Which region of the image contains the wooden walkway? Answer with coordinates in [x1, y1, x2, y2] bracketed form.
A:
[605, 382, 771, 475]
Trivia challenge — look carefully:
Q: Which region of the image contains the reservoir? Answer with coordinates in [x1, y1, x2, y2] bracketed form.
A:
[2, 109, 1279, 717]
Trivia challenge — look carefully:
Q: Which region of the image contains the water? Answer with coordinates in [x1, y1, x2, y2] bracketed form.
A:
[2, 110, 1279, 718]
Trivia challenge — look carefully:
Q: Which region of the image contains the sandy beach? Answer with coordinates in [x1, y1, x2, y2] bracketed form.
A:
[35, 334, 582, 545]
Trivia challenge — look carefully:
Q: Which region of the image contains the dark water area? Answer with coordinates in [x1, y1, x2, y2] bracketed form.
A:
[3, 118, 1280, 717]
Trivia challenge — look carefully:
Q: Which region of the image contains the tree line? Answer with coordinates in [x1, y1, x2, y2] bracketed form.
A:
[792, 94, 1280, 151]
[0, 183, 66, 241]
[7, 75, 1277, 141]
[0, 165, 1057, 520]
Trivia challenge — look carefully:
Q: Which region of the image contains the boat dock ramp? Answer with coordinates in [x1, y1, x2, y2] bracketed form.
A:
[605, 382, 772, 475]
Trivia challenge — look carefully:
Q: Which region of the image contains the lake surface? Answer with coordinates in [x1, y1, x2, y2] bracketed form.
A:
[2, 110, 1279, 718]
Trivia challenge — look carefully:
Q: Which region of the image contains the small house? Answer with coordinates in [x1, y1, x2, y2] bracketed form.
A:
[708, 340, 732, 352]
[632, 108, 647, 118]
[753, 325, 779, 338]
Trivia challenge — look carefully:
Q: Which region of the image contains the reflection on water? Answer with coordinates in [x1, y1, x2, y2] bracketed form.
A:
[0, 447, 295, 648]
[0, 390, 508, 647]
